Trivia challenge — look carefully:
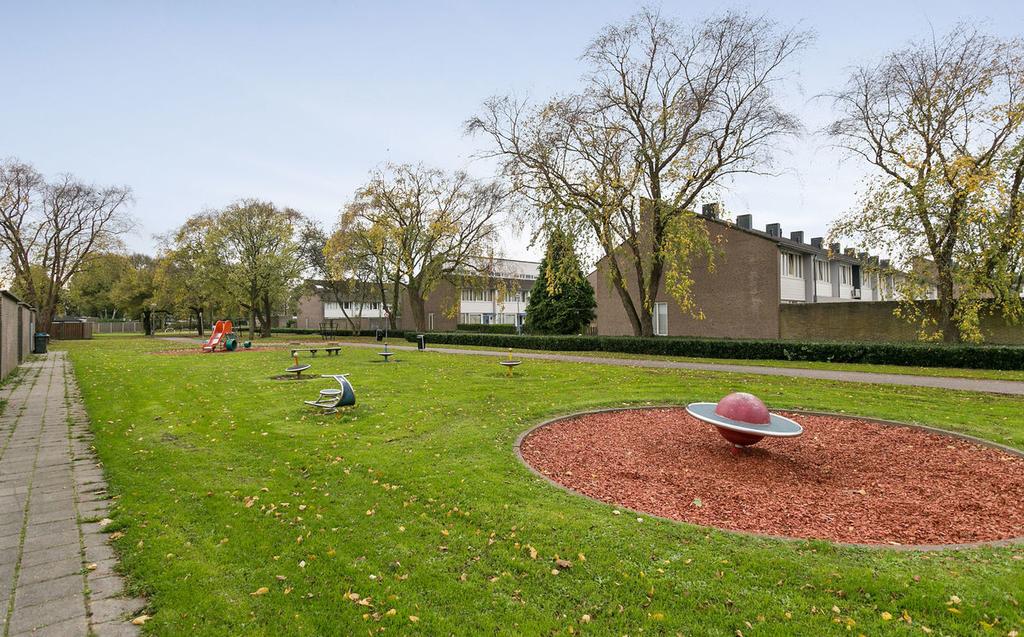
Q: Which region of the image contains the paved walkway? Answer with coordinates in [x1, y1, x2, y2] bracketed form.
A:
[1, 353, 144, 637]
[341, 342, 1024, 396]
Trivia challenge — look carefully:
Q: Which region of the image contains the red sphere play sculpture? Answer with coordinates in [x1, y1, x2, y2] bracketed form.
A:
[687, 392, 803, 454]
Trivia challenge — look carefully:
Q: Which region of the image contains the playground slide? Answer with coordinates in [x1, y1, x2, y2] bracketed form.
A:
[202, 320, 226, 352]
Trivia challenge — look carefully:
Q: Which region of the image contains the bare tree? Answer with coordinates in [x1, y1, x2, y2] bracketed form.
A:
[298, 219, 373, 333]
[330, 164, 506, 332]
[828, 25, 1024, 342]
[468, 9, 810, 336]
[0, 159, 133, 331]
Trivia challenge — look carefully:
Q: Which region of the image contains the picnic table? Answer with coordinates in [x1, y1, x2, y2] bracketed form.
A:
[291, 347, 342, 357]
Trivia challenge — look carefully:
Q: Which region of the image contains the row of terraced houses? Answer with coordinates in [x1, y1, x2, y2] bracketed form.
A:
[296, 207, 932, 341]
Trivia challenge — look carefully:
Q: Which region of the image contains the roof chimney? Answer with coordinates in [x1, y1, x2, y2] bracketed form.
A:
[829, 242, 841, 254]
[844, 248, 856, 257]
[736, 214, 752, 230]
[766, 223, 782, 238]
[810, 237, 824, 249]
[880, 259, 891, 269]
[858, 251, 869, 262]
[702, 203, 722, 219]
[789, 231, 804, 243]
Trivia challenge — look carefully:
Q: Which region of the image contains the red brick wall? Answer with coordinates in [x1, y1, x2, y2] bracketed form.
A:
[588, 219, 781, 339]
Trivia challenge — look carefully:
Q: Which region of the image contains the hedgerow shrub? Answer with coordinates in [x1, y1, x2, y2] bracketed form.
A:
[456, 324, 518, 334]
[404, 332, 1024, 370]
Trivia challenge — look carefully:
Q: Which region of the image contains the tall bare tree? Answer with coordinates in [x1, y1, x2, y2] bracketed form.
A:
[331, 164, 506, 332]
[468, 9, 810, 336]
[828, 25, 1024, 342]
[0, 159, 133, 331]
[297, 219, 373, 333]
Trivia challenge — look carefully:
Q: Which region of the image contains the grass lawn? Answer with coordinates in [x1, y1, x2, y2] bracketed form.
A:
[59, 337, 1023, 636]
[316, 335, 1024, 382]
[122, 333, 1024, 382]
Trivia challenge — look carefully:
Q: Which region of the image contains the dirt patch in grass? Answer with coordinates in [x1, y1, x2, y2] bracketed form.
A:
[520, 408, 1024, 546]
[151, 347, 272, 356]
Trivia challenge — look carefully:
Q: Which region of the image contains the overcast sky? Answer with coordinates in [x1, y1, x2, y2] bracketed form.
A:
[3, 1, 1022, 262]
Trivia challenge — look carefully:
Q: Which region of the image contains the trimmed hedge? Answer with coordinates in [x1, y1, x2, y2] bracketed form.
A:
[456, 323, 518, 334]
[405, 332, 1024, 370]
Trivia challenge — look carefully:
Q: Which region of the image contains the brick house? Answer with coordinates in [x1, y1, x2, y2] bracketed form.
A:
[587, 207, 914, 338]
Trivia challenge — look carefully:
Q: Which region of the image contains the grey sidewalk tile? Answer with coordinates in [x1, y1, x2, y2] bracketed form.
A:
[88, 597, 146, 625]
[7, 593, 86, 634]
[92, 619, 142, 637]
[12, 573, 83, 609]
[10, 613, 89, 637]
[85, 574, 124, 601]
[17, 556, 84, 586]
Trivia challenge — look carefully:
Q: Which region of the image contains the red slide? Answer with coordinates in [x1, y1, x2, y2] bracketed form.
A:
[202, 320, 227, 352]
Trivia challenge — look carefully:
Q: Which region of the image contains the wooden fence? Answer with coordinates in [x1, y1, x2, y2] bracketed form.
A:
[49, 321, 94, 340]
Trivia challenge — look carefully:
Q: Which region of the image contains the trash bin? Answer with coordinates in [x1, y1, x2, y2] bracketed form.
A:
[33, 332, 49, 354]
[375, 329, 383, 342]
[417, 334, 426, 350]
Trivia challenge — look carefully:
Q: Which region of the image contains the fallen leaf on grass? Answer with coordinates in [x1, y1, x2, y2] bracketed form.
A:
[131, 615, 150, 626]
[251, 587, 269, 596]
[409, 615, 419, 623]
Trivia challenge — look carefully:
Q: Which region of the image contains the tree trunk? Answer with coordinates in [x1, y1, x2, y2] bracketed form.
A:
[194, 307, 204, 336]
[408, 292, 427, 332]
[604, 255, 645, 336]
[936, 271, 960, 343]
[248, 307, 256, 340]
[260, 293, 273, 338]
[142, 310, 154, 336]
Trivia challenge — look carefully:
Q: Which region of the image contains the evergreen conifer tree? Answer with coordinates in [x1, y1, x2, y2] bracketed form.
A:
[524, 231, 596, 334]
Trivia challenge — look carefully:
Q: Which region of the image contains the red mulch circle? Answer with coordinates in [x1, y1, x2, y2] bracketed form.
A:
[519, 408, 1024, 546]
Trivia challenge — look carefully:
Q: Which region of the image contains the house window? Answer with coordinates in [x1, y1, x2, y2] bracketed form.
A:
[780, 252, 803, 278]
[461, 288, 493, 302]
[325, 302, 340, 312]
[839, 264, 852, 285]
[653, 302, 668, 336]
[814, 260, 830, 282]
[342, 301, 351, 310]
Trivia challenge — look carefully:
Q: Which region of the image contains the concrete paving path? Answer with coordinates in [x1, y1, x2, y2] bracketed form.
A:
[1, 353, 145, 637]
[341, 341, 1024, 396]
